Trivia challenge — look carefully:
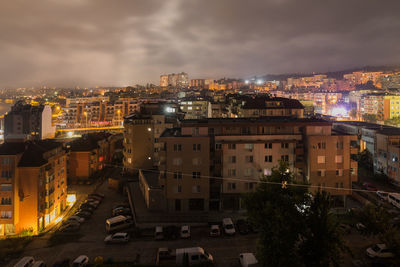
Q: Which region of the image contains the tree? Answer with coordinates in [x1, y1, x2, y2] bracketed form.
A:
[349, 108, 357, 120]
[244, 161, 309, 267]
[299, 190, 349, 267]
[355, 204, 391, 236]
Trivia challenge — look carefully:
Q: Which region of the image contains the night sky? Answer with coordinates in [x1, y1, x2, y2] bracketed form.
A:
[1, 0, 399, 88]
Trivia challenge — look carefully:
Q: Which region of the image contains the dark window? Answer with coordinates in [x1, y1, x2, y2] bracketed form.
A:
[192, 172, 201, 179]
[265, 143, 272, 149]
[265, 155, 273, 162]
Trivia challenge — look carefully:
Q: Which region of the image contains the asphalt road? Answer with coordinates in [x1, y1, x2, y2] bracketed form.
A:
[7, 181, 258, 267]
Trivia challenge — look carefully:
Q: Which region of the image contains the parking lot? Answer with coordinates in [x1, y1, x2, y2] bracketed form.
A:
[7, 181, 258, 267]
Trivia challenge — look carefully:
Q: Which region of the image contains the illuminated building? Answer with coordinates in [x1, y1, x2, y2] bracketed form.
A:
[4, 102, 56, 141]
[160, 75, 169, 87]
[236, 96, 304, 118]
[67, 132, 113, 184]
[123, 103, 181, 174]
[0, 140, 67, 235]
[156, 118, 357, 211]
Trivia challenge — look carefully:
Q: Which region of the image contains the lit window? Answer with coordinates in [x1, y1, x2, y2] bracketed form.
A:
[335, 155, 343, 163]
[317, 156, 325, 164]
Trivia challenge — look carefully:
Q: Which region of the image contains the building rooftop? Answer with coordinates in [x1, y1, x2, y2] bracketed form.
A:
[69, 132, 111, 152]
[180, 116, 329, 125]
[240, 96, 304, 110]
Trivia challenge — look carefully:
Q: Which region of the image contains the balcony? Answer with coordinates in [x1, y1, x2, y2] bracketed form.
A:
[351, 160, 358, 169]
[350, 147, 358, 155]
[295, 147, 304, 155]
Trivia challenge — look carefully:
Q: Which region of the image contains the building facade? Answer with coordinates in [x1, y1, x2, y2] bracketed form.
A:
[0, 141, 67, 235]
[158, 118, 358, 212]
[4, 102, 55, 141]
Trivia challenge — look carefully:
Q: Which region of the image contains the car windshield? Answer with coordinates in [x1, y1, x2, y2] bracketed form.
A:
[372, 245, 381, 252]
[226, 224, 233, 229]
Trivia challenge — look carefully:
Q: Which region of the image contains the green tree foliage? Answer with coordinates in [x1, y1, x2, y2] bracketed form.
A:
[299, 191, 349, 267]
[384, 116, 400, 127]
[355, 204, 391, 236]
[244, 161, 309, 267]
[245, 162, 349, 267]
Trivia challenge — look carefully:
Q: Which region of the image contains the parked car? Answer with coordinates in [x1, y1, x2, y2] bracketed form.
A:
[366, 244, 394, 258]
[80, 203, 96, 210]
[223, 218, 236, 235]
[155, 226, 164, 240]
[87, 195, 102, 202]
[104, 232, 130, 244]
[84, 200, 99, 208]
[112, 207, 131, 217]
[13, 256, 34, 267]
[59, 222, 80, 232]
[89, 193, 105, 199]
[236, 219, 250, 235]
[67, 215, 85, 224]
[75, 211, 91, 219]
[363, 182, 378, 191]
[180, 225, 190, 239]
[239, 253, 259, 267]
[79, 204, 95, 211]
[72, 255, 89, 267]
[356, 223, 366, 231]
[377, 191, 389, 201]
[209, 225, 220, 237]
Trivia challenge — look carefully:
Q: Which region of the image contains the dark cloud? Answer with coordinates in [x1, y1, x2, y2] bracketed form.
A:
[0, 0, 399, 87]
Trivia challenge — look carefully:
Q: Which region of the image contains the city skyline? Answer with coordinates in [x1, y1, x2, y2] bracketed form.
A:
[0, 0, 400, 88]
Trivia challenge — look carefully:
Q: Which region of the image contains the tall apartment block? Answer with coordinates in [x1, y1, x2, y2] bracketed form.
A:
[0, 140, 67, 235]
[159, 72, 189, 88]
[123, 104, 181, 174]
[4, 101, 55, 141]
[155, 117, 358, 212]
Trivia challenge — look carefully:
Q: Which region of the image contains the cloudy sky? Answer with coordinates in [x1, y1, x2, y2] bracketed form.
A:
[1, 0, 399, 88]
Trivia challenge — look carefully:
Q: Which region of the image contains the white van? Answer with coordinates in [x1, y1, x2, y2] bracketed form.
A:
[14, 256, 35, 267]
[222, 218, 235, 235]
[155, 226, 164, 240]
[239, 253, 260, 267]
[388, 193, 400, 209]
[105, 215, 133, 233]
[176, 247, 213, 266]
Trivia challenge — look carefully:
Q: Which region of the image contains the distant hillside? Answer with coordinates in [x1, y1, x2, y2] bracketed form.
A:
[259, 65, 400, 81]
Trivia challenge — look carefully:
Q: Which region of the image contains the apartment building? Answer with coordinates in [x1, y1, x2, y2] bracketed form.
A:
[159, 128, 211, 212]
[0, 140, 67, 235]
[123, 104, 180, 174]
[63, 100, 140, 127]
[235, 96, 304, 118]
[67, 132, 112, 183]
[4, 102, 55, 141]
[180, 99, 212, 119]
[157, 117, 358, 212]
